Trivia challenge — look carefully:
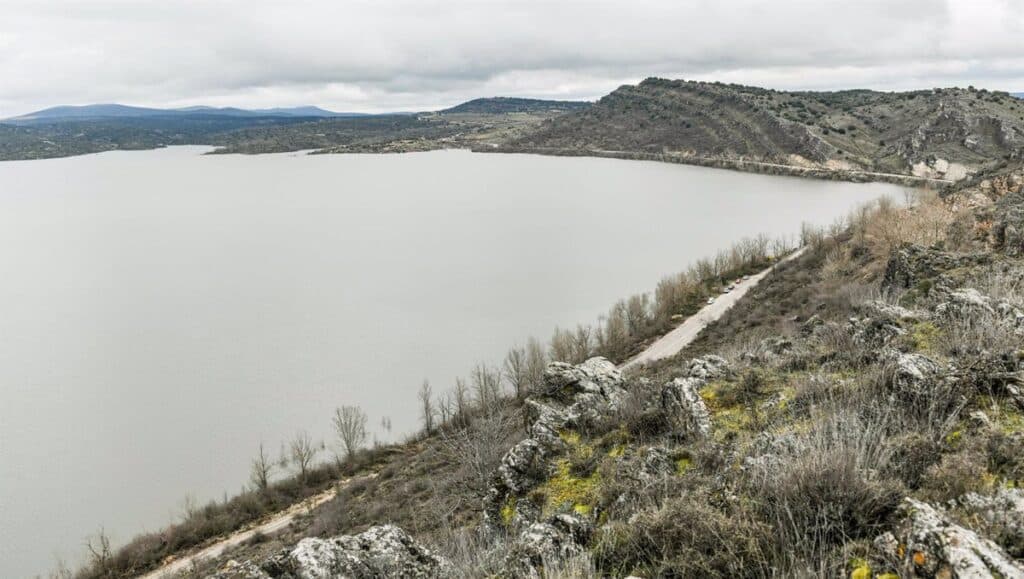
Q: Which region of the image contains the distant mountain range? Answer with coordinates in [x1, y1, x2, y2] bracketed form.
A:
[4, 104, 369, 124]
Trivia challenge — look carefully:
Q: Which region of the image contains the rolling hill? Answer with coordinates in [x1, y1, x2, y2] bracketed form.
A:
[508, 78, 1024, 180]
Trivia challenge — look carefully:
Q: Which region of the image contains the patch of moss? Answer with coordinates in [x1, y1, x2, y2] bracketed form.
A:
[500, 496, 517, 527]
[675, 457, 692, 475]
[909, 321, 942, 353]
[848, 558, 871, 579]
[538, 459, 602, 517]
[608, 444, 626, 458]
[559, 429, 581, 446]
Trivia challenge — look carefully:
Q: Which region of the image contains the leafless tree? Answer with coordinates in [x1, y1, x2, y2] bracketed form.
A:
[549, 326, 575, 362]
[289, 431, 319, 482]
[333, 405, 368, 461]
[419, 379, 435, 433]
[503, 345, 528, 399]
[525, 337, 547, 393]
[454, 377, 470, 427]
[471, 363, 503, 412]
[438, 406, 524, 507]
[85, 528, 112, 574]
[249, 442, 275, 492]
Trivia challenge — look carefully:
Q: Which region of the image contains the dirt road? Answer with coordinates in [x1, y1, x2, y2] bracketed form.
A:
[140, 479, 354, 579]
[623, 247, 806, 369]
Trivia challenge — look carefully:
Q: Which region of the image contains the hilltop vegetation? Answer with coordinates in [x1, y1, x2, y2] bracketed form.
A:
[441, 97, 590, 114]
[507, 79, 1024, 181]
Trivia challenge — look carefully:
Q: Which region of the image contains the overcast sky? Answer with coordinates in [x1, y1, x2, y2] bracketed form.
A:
[0, 0, 1022, 117]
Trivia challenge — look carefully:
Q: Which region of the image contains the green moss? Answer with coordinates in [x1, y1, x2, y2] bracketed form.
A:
[538, 459, 601, 517]
[876, 574, 899, 579]
[945, 429, 963, 446]
[500, 496, 517, 526]
[909, 321, 942, 352]
[559, 429, 581, 446]
[848, 558, 871, 579]
[675, 457, 692, 474]
[608, 444, 626, 458]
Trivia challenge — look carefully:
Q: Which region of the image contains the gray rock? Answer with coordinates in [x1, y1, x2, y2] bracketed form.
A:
[218, 525, 450, 579]
[993, 189, 1024, 256]
[686, 354, 730, 381]
[504, 514, 592, 578]
[935, 288, 996, 319]
[878, 498, 1024, 579]
[486, 358, 625, 527]
[660, 377, 712, 439]
[887, 353, 943, 397]
[882, 244, 991, 291]
[956, 488, 1024, 558]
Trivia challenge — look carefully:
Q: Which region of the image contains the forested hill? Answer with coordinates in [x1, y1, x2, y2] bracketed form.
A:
[508, 78, 1024, 180]
[441, 97, 591, 114]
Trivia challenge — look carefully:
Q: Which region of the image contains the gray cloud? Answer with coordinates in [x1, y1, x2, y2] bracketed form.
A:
[1, 0, 1022, 117]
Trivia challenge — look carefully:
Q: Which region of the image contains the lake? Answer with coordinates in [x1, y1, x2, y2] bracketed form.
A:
[0, 147, 905, 576]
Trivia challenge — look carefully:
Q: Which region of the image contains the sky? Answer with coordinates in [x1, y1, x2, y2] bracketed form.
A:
[0, 0, 1022, 117]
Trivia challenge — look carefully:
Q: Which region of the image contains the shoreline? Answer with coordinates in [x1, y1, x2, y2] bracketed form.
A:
[480, 145, 953, 188]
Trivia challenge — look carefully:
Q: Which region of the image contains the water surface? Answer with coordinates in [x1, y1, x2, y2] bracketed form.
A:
[0, 147, 905, 576]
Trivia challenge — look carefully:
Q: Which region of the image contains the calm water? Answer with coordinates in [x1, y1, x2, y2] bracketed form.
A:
[0, 147, 904, 576]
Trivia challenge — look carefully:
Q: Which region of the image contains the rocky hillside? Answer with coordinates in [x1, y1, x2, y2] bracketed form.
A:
[163, 156, 1024, 579]
[506, 79, 1024, 181]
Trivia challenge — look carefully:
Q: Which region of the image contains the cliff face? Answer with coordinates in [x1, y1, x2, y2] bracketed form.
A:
[207, 164, 1024, 578]
[508, 79, 1024, 180]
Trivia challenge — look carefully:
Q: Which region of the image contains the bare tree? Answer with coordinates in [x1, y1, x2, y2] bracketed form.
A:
[250, 442, 275, 492]
[549, 326, 575, 362]
[333, 405, 368, 461]
[471, 363, 503, 412]
[525, 337, 547, 394]
[454, 377, 470, 427]
[419, 379, 435, 433]
[85, 528, 112, 574]
[289, 431, 319, 482]
[438, 406, 524, 508]
[503, 345, 528, 399]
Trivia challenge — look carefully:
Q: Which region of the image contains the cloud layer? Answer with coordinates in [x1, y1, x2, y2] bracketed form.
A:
[1, 0, 1022, 116]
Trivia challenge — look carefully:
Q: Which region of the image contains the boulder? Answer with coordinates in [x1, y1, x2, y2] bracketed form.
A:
[660, 377, 712, 439]
[956, 488, 1024, 558]
[882, 244, 990, 292]
[886, 353, 943, 398]
[217, 525, 451, 579]
[503, 514, 593, 578]
[876, 498, 1024, 578]
[935, 288, 996, 319]
[993, 189, 1024, 256]
[685, 354, 730, 381]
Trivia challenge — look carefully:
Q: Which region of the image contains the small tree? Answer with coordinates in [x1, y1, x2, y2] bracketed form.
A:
[289, 431, 318, 482]
[250, 442, 275, 492]
[471, 363, 502, 412]
[503, 345, 528, 399]
[85, 528, 112, 575]
[333, 406, 368, 461]
[525, 337, 547, 393]
[419, 379, 435, 433]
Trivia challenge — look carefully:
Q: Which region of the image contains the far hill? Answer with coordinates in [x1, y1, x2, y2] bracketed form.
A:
[5, 103, 362, 124]
[442, 97, 591, 114]
[508, 78, 1024, 180]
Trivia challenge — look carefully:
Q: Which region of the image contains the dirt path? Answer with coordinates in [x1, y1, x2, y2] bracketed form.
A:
[140, 477, 362, 579]
[623, 247, 806, 369]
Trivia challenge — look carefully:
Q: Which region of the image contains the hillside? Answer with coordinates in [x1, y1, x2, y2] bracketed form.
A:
[441, 97, 591, 114]
[507, 78, 1024, 181]
[71, 157, 1024, 578]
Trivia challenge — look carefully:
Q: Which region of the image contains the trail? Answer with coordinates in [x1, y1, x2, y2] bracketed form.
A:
[140, 476, 366, 578]
[623, 247, 806, 369]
